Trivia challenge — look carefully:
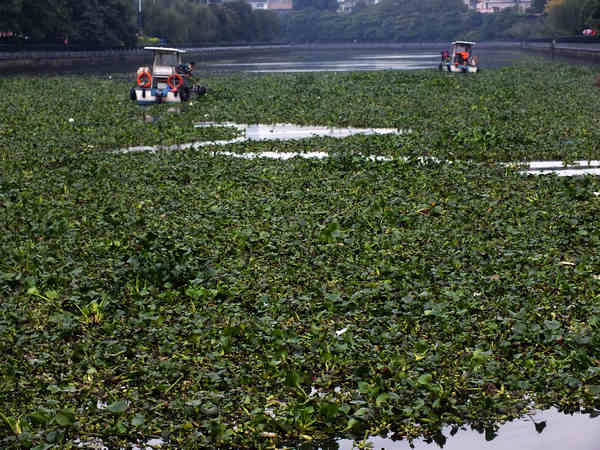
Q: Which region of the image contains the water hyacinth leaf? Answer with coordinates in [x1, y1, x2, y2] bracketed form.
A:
[345, 417, 360, 430]
[319, 402, 339, 420]
[116, 420, 128, 434]
[54, 409, 76, 427]
[375, 393, 389, 406]
[587, 385, 600, 395]
[29, 410, 52, 426]
[353, 407, 371, 419]
[31, 445, 53, 450]
[285, 371, 301, 389]
[107, 400, 128, 415]
[131, 414, 145, 427]
[417, 373, 433, 386]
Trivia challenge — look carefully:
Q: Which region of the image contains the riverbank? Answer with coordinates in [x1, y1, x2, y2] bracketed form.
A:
[522, 41, 600, 60]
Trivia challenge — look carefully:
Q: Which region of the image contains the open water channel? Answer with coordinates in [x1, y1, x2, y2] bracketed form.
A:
[5, 43, 598, 76]
[11, 45, 600, 449]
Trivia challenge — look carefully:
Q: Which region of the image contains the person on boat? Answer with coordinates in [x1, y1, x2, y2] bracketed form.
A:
[441, 50, 450, 62]
[456, 51, 469, 64]
[176, 61, 195, 77]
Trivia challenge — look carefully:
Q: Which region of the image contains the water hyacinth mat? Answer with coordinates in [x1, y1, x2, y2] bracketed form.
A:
[2, 63, 600, 448]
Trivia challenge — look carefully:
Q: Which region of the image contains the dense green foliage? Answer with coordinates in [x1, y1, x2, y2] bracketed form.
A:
[545, 0, 600, 34]
[0, 0, 280, 47]
[142, 0, 281, 44]
[3, 0, 600, 48]
[282, 0, 550, 43]
[2, 62, 600, 448]
[0, 0, 137, 47]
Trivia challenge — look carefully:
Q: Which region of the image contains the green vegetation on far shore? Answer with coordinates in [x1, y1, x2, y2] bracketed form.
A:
[2, 62, 600, 448]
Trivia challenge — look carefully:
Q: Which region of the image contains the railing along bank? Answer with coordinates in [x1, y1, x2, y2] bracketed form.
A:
[521, 40, 600, 59]
[0, 47, 148, 60]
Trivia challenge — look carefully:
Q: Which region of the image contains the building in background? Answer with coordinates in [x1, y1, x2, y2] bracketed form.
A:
[464, 0, 532, 13]
[337, 0, 379, 14]
[248, 0, 292, 10]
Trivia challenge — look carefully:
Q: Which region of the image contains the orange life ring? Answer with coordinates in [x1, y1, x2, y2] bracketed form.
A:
[167, 73, 183, 91]
[137, 71, 152, 88]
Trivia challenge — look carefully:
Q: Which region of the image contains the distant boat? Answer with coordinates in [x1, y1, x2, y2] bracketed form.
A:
[130, 47, 206, 105]
[439, 41, 479, 73]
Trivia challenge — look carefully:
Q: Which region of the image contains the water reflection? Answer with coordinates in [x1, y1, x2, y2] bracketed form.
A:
[7, 45, 596, 77]
[517, 160, 600, 176]
[116, 122, 406, 154]
[205, 52, 441, 72]
[194, 121, 403, 140]
[335, 408, 600, 450]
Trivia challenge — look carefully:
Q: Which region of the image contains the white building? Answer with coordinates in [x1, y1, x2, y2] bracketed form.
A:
[248, 0, 292, 10]
[464, 0, 532, 13]
[337, 0, 379, 14]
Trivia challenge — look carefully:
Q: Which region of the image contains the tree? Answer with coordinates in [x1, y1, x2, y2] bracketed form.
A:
[141, 0, 280, 44]
[0, 0, 24, 33]
[68, 0, 135, 47]
[545, 0, 600, 33]
[19, 0, 71, 41]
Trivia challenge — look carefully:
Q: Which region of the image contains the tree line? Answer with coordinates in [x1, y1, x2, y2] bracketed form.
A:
[1, 0, 280, 48]
[545, 0, 600, 34]
[2, 0, 137, 47]
[279, 0, 600, 42]
[2, 0, 599, 48]
[142, 0, 280, 44]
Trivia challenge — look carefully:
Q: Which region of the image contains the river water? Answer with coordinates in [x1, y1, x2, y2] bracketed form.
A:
[4, 44, 597, 76]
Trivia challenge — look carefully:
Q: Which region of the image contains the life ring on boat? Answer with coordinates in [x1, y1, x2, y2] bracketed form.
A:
[137, 71, 152, 88]
[167, 73, 183, 92]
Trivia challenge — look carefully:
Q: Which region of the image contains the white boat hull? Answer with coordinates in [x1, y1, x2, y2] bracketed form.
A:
[439, 63, 479, 73]
[132, 87, 182, 105]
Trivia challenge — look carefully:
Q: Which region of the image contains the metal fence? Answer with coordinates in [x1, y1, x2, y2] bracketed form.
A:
[0, 48, 145, 60]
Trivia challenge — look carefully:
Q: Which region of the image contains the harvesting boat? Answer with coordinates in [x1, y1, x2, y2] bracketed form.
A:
[130, 47, 206, 105]
[439, 41, 479, 73]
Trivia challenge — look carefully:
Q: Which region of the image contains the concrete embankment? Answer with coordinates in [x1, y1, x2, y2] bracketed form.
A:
[0, 49, 146, 73]
[0, 45, 294, 73]
[521, 41, 600, 60]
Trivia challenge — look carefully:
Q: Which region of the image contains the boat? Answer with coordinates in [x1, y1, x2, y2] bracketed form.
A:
[439, 41, 479, 73]
[130, 47, 206, 105]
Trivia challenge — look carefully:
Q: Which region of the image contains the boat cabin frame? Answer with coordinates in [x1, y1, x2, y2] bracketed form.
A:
[451, 41, 475, 65]
[131, 46, 207, 104]
[144, 47, 187, 82]
[439, 41, 479, 73]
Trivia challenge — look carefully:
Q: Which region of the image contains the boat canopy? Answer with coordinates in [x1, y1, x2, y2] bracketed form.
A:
[451, 41, 476, 47]
[143, 46, 187, 54]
